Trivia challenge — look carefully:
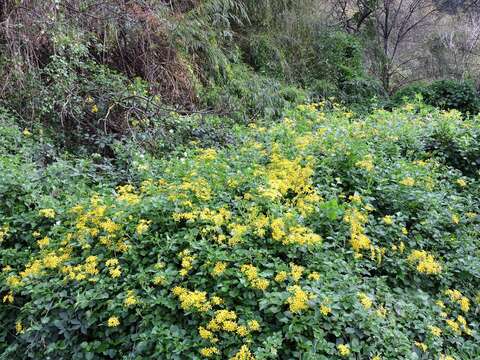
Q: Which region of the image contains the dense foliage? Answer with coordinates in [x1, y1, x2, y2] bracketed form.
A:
[392, 80, 480, 115]
[1, 102, 480, 359]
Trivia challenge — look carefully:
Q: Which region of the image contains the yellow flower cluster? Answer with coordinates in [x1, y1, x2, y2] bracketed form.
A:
[429, 325, 442, 337]
[286, 285, 312, 313]
[62, 255, 101, 282]
[337, 344, 350, 357]
[407, 250, 442, 275]
[399, 177, 415, 187]
[106, 258, 121, 278]
[358, 292, 373, 310]
[240, 264, 269, 291]
[136, 219, 151, 235]
[211, 261, 227, 276]
[172, 286, 211, 312]
[206, 309, 243, 335]
[344, 208, 371, 252]
[198, 148, 217, 161]
[290, 263, 304, 282]
[356, 155, 374, 172]
[3, 291, 14, 304]
[123, 290, 138, 307]
[439, 355, 455, 360]
[320, 304, 332, 316]
[180, 177, 212, 201]
[0, 225, 9, 243]
[107, 316, 120, 327]
[179, 249, 195, 277]
[229, 345, 255, 360]
[200, 346, 220, 357]
[382, 215, 393, 225]
[445, 289, 470, 312]
[37, 236, 50, 249]
[39, 208, 55, 218]
[274, 271, 288, 282]
[415, 341, 427, 352]
[283, 226, 322, 247]
[116, 184, 140, 205]
[16, 321, 25, 334]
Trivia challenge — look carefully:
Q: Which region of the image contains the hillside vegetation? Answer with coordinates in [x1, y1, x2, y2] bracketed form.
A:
[1, 102, 480, 359]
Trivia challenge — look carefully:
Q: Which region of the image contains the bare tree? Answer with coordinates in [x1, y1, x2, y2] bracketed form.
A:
[372, 0, 441, 92]
[433, 11, 480, 81]
[330, 0, 377, 33]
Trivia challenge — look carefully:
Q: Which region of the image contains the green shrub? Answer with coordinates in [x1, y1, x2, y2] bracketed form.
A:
[392, 80, 480, 114]
[201, 64, 308, 122]
[2, 103, 480, 359]
[246, 35, 287, 78]
[426, 80, 480, 114]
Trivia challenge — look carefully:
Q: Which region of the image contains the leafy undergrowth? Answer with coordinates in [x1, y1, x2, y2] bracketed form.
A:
[1, 103, 480, 359]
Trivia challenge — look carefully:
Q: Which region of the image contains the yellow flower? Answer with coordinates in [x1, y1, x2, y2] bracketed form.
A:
[236, 325, 249, 337]
[445, 319, 460, 334]
[376, 305, 387, 318]
[212, 262, 227, 276]
[241, 264, 269, 290]
[43, 254, 62, 269]
[358, 292, 372, 309]
[451, 214, 460, 225]
[456, 179, 467, 187]
[429, 325, 442, 337]
[271, 218, 286, 241]
[172, 287, 211, 312]
[401, 227, 408, 235]
[91, 104, 99, 113]
[222, 320, 238, 332]
[320, 304, 331, 316]
[345, 208, 371, 252]
[400, 177, 415, 186]
[459, 296, 470, 312]
[229, 345, 255, 360]
[308, 272, 320, 281]
[415, 342, 427, 352]
[356, 155, 374, 172]
[382, 215, 393, 225]
[198, 326, 215, 340]
[124, 290, 138, 307]
[15, 321, 24, 334]
[3, 291, 14, 304]
[39, 208, 55, 218]
[337, 344, 350, 357]
[198, 148, 217, 161]
[109, 267, 121, 278]
[286, 285, 310, 313]
[105, 258, 119, 267]
[22, 129, 32, 136]
[200, 347, 220, 358]
[211, 296, 223, 306]
[445, 289, 462, 301]
[107, 316, 120, 327]
[439, 355, 455, 360]
[153, 275, 165, 285]
[37, 236, 50, 249]
[371, 356, 381, 360]
[136, 219, 151, 235]
[407, 250, 441, 275]
[290, 263, 304, 282]
[247, 320, 261, 332]
[274, 271, 288, 282]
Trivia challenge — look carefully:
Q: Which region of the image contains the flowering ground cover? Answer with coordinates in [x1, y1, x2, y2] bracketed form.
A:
[1, 102, 480, 359]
